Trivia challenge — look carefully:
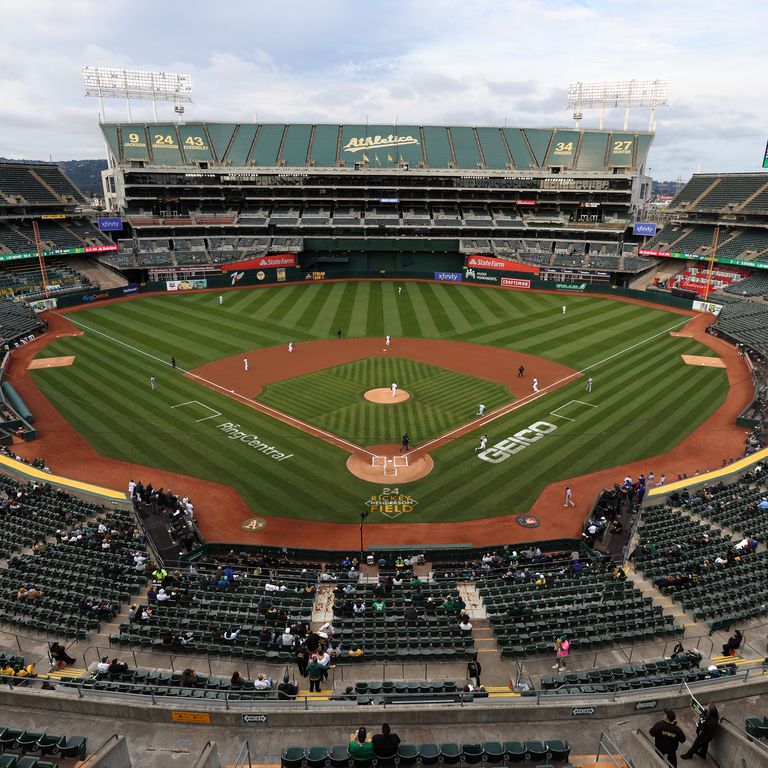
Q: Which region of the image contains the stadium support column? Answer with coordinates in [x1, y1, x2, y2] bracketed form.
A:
[32, 221, 49, 299]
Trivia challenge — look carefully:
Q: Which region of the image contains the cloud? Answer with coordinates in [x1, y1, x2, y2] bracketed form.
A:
[0, 0, 767, 178]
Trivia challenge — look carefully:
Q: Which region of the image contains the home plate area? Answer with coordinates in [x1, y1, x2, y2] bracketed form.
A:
[372, 453, 410, 476]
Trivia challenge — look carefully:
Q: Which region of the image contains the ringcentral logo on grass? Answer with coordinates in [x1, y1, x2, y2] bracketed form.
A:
[217, 422, 293, 461]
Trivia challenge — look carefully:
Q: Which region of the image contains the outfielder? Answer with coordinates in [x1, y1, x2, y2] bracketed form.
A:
[149, 376, 156, 391]
[219, 295, 223, 305]
[562, 305, 567, 314]
[477, 403, 486, 416]
[586, 377, 593, 392]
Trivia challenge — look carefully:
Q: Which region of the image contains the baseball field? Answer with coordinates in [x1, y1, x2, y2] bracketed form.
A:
[26, 281, 728, 528]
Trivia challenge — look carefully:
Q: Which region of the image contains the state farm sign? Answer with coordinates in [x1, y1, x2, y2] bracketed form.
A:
[500, 278, 531, 289]
[466, 255, 518, 272]
[221, 253, 297, 271]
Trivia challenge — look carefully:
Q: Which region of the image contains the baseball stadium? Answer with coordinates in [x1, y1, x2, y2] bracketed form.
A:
[1, 104, 768, 766]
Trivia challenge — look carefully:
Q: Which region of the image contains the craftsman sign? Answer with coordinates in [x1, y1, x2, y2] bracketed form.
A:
[366, 487, 418, 519]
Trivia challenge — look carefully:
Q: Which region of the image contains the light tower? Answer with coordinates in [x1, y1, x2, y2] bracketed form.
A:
[82, 66, 192, 123]
[566, 78, 670, 131]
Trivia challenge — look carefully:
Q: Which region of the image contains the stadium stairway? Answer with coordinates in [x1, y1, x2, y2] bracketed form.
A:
[66, 256, 128, 290]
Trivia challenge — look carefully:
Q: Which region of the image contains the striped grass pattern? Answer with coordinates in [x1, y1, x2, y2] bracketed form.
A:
[259, 357, 512, 445]
[28, 282, 728, 523]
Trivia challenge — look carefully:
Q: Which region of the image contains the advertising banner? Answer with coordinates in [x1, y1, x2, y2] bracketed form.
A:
[220, 254, 297, 271]
[500, 277, 532, 289]
[28, 298, 58, 312]
[0, 243, 118, 263]
[166, 279, 208, 291]
[466, 255, 520, 272]
[434, 272, 463, 282]
[97, 217, 123, 232]
[639, 249, 768, 271]
[633, 222, 657, 237]
[464, 268, 498, 284]
[692, 300, 723, 315]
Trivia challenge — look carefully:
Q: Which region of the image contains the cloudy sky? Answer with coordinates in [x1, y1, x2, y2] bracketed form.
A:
[1, 0, 766, 180]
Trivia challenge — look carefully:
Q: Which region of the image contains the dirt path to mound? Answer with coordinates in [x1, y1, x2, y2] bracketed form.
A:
[3, 302, 754, 551]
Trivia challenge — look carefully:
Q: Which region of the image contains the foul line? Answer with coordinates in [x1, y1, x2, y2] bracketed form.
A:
[56, 313, 378, 459]
[58, 311, 692, 460]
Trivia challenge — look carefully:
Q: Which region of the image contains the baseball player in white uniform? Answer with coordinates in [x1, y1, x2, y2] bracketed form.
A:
[391, 382, 398, 398]
[532, 377, 539, 393]
[477, 403, 486, 416]
[586, 377, 593, 392]
[562, 305, 567, 314]
[475, 435, 488, 452]
[385, 335, 391, 348]
[243, 358, 248, 372]
[219, 295, 223, 305]
[288, 342, 294, 353]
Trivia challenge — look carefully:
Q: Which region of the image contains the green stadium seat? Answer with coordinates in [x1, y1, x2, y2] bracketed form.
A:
[419, 743, 440, 765]
[504, 741, 526, 763]
[462, 743, 483, 764]
[281, 747, 304, 768]
[397, 744, 419, 766]
[483, 741, 505, 763]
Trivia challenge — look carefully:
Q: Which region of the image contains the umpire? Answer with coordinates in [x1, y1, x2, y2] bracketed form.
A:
[649, 709, 686, 767]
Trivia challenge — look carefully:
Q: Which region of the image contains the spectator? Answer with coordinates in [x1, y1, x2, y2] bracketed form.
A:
[722, 629, 742, 656]
[223, 628, 241, 642]
[459, 614, 473, 632]
[253, 673, 272, 690]
[467, 655, 482, 687]
[649, 709, 686, 767]
[307, 655, 325, 693]
[372, 723, 401, 759]
[108, 658, 128, 676]
[230, 671, 243, 689]
[552, 634, 570, 671]
[96, 656, 111, 675]
[50, 642, 75, 670]
[348, 728, 374, 760]
[181, 668, 198, 687]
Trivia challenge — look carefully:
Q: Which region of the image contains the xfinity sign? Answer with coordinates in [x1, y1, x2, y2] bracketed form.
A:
[97, 217, 123, 232]
[633, 222, 657, 237]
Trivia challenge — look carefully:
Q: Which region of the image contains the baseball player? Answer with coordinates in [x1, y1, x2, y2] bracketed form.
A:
[475, 435, 488, 452]
[288, 342, 294, 353]
[562, 305, 567, 314]
[243, 358, 249, 371]
[219, 295, 223, 305]
[586, 377, 593, 392]
[401, 433, 410, 452]
[398, 287, 402, 296]
[518, 365, 525, 377]
[149, 376, 156, 391]
[477, 403, 486, 416]
[391, 382, 398, 398]
[532, 377, 539, 393]
[385, 335, 391, 348]
[564, 486, 575, 507]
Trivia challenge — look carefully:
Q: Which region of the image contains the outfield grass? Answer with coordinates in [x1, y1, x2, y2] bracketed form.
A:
[28, 282, 728, 524]
[258, 357, 512, 445]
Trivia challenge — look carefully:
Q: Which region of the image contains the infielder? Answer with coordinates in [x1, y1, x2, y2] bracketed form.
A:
[532, 377, 539, 393]
[586, 377, 593, 392]
[149, 376, 156, 390]
[564, 486, 575, 507]
[243, 358, 249, 371]
[385, 335, 391, 347]
[477, 403, 486, 416]
[391, 382, 398, 398]
[475, 434, 488, 452]
[288, 342, 294, 353]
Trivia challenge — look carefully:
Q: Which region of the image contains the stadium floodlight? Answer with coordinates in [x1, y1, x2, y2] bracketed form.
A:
[567, 78, 670, 131]
[82, 66, 192, 122]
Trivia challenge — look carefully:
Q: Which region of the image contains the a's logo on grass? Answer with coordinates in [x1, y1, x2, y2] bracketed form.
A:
[366, 487, 418, 519]
[241, 517, 267, 532]
[516, 515, 540, 528]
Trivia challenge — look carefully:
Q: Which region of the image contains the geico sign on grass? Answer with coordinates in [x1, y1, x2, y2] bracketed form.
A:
[477, 421, 557, 464]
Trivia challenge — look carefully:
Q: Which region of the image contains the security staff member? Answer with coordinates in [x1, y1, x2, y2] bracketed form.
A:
[649, 709, 686, 767]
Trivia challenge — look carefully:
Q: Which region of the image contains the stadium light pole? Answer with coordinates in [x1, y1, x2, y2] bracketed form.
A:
[567, 79, 670, 131]
[82, 67, 193, 123]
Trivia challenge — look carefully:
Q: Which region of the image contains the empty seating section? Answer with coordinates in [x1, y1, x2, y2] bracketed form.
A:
[29, 165, 87, 202]
[742, 185, 768, 213]
[715, 230, 768, 260]
[480, 554, 677, 656]
[670, 265, 748, 296]
[641, 226, 686, 252]
[723, 274, 768, 297]
[0, 298, 43, 345]
[635, 504, 768, 627]
[0, 478, 145, 639]
[32, 222, 82, 249]
[281, 739, 570, 767]
[716, 299, 768, 353]
[0, 166, 57, 203]
[174, 250, 210, 266]
[0, 725, 86, 762]
[694, 175, 768, 210]
[668, 225, 716, 254]
[0, 260, 93, 299]
[0, 225, 33, 254]
[671, 176, 718, 206]
[538, 654, 731, 696]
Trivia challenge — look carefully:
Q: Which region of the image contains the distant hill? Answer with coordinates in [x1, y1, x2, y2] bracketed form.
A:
[0, 157, 107, 198]
[56, 159, 108, 198]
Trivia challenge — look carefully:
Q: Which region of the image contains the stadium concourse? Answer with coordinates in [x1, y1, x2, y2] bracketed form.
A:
[1, 289, 753, 550]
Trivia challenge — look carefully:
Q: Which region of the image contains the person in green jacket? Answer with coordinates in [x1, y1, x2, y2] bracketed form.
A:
[348, 728, 374, 759]
[307, 656, 325, 693]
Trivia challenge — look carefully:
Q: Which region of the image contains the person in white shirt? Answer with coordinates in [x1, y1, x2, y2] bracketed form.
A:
[97, 657, 110, 674]
[223, 628, 241, 641]
[156, 589, 170, 602]
[253, 673, 272, 689]
[264, 582, 279, 592]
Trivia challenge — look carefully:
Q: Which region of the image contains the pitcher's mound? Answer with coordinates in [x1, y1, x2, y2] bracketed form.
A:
[364, 387, 410, 404]
[347, 444, 433, 483]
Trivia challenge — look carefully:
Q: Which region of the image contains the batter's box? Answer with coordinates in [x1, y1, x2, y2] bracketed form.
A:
[371, 455, 409, 476]
[549, 399, 597, 422]
[171, 400, 222, 423]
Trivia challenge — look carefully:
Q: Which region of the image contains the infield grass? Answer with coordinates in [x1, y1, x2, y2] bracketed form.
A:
[28, 282, 729, 524]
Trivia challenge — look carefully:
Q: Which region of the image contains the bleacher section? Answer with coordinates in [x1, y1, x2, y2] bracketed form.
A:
[0, 259, 94, 300]
[0, 297, 44, 346]
[715, 299, 768, 353]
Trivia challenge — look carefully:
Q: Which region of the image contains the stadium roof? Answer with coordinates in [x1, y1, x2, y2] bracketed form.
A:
[101, 122, 653, 172]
